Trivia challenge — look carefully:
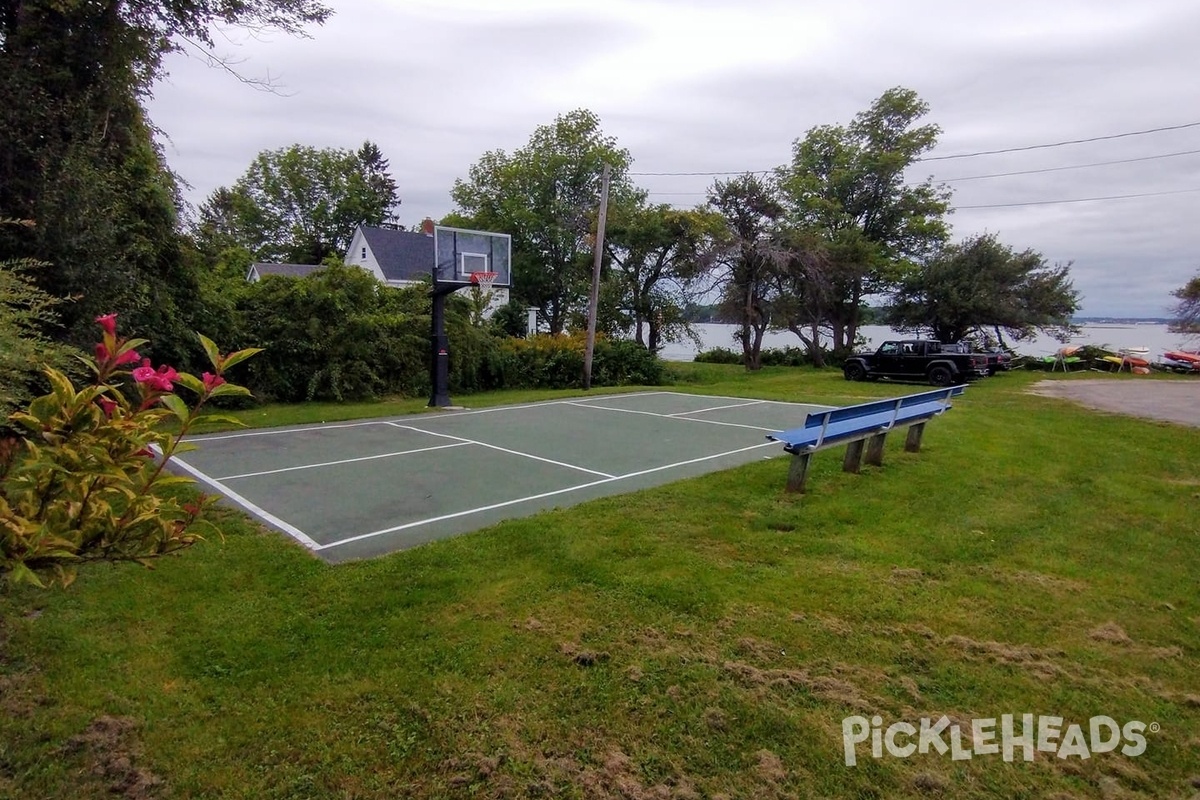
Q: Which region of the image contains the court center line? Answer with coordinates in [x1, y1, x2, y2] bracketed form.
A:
[168, 454, 321, 551]
[383, 423, 616, 478]
[215, 442, 471, 481]
[316, 440, 779, 551]
[565, 401, 779, 432]
[667, 399, 765, 416]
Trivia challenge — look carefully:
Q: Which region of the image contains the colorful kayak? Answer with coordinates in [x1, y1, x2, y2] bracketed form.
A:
[1164, 350, 1200, 365]
[1101, 354, 1150, 369]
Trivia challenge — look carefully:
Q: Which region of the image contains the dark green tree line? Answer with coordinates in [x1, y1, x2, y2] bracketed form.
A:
[0, 0, 331, 359]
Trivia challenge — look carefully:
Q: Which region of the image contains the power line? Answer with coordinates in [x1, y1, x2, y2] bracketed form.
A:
[630, 168, 772, 176]
[939, 149, 1200, 182]
[647, 186, 1200, 206]
[628, 120, 1200, 176]
[916, 120, 1200, 162]
[956, 187, 1200, 209]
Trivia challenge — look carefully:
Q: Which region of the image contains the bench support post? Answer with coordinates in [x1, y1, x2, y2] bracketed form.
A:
[905, 422, 926, 453]
[865, 433, 887, 467]
[843, 439, 865, 474]
[785, 452, 812, 493]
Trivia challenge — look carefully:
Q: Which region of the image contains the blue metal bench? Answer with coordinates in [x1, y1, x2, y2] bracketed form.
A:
[766, 386, 965, 492]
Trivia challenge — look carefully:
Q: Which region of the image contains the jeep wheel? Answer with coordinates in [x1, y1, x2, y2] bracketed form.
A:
[928, 365, 953, 386]
[844, 362, 867, 382]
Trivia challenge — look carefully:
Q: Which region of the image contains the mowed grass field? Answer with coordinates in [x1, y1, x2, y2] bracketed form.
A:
[1, 367, 1197, 799]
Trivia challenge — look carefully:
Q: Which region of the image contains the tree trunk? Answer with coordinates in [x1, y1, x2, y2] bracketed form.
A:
[830, 319, 846, 351]
[810, 321, 825, 367]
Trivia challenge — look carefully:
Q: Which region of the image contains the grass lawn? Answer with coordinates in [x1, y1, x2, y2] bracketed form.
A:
[1, 367, 1197, 798]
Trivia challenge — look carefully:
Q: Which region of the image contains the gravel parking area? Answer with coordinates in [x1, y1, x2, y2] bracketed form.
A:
[1029, 379, 1200, 427]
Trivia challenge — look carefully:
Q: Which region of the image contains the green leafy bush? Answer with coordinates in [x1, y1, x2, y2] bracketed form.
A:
[694, 347, 743, 364]
[0, 235, 80, 424]
[235, 266, 664, 401]
[1, 315, 259, 587]
[695, 345, 823, 367]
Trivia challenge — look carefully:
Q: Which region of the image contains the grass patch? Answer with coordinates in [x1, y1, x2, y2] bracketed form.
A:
[2, 369, 1198, 798]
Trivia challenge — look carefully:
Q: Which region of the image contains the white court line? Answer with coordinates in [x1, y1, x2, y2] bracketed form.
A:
[566, 401, 778, 432]
[316, 440, 779, 551]
[667, 399, 765, 416]
[384, 423, 615, 478]
[194, 420, 392, 442]
[169, 454, 321, 551]
[216, 442, 470, 481]
[188, 392, 669, 443]
[658, 390, 836, 410]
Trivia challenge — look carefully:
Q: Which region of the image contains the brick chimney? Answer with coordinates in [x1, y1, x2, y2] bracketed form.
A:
[421, 217, 435, 236]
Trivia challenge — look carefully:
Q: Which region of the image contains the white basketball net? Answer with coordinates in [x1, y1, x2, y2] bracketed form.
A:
[471, 271, 498, 292]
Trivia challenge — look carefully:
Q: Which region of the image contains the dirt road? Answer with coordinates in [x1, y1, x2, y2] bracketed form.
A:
[1029, 379, 1200, 428]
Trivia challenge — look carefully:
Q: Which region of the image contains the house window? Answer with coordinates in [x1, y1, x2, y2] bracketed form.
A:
[361, 247, 367, 260]
[460, 252, 488, 277]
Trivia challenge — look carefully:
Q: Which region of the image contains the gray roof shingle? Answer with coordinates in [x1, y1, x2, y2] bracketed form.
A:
[250, 263, 325, 279]
[360, 226, 434, 282]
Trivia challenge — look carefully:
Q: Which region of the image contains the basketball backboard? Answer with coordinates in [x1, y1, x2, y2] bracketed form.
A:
[433, 225, 512, 288]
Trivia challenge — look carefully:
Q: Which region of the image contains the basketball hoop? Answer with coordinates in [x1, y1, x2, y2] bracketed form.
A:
[470, 271, 498, 292]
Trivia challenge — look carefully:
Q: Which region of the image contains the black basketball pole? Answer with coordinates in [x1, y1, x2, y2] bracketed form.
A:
[429, 282, 458, 407]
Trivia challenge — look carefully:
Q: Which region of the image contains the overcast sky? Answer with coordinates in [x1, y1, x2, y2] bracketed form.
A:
[149, 0, 1200, 317]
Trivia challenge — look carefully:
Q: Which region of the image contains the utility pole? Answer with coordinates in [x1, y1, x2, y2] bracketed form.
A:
[583, 162, 611, 390]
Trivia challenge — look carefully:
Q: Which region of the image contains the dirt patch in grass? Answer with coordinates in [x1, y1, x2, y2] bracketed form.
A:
[62, 716, 163, 799]
[1008, 570, 1089, 593]
[558, 641, 610, 667]
[912, 771, 950, 794]
[1089, 622, 1132, 645]
[942, 635, 1063, 678]
[891, 567, 926, 581]
[722, 660, 873, 711]
[755, 749, 786, 782]
[522, 747, 702, 800]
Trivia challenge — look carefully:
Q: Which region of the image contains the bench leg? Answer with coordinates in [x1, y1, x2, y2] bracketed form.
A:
[843, 440, 865, 474]
[905, 422, 926, 453]
[785, 452, 812, 493]
[865, 432, 887, 467]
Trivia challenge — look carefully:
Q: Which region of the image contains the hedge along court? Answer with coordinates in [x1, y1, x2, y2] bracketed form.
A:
[173, 392, 836, 563]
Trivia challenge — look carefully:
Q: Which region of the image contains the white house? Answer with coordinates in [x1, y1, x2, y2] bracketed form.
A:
[343, 221, 510, 314]
[246, 221, 510, 316]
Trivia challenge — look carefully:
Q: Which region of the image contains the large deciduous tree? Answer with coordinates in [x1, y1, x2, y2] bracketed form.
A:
[887, 233, 1080, 345]
[0, 0, 331, 355]
[605, 204, 727, 352]
[708, 174, 783, 370]
[776, 87, 951, 350]
[194, 142, 400, 264]
[1170, 271, 1200, 336]
[450, 109, 639, 334]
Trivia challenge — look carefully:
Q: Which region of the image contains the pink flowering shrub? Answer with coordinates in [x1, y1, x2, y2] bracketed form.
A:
[0, 315, 261, 587]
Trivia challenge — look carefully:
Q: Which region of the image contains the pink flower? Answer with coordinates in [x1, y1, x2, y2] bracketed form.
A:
[149, 364, 178, 392]
[95, 314, 117, 337]
[97, 397, 117, 417]
[95, 342, 110, 362]
[202, 372, 226, 392]
[131, 358, 156, 383]
[114, 348, 140, 366]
